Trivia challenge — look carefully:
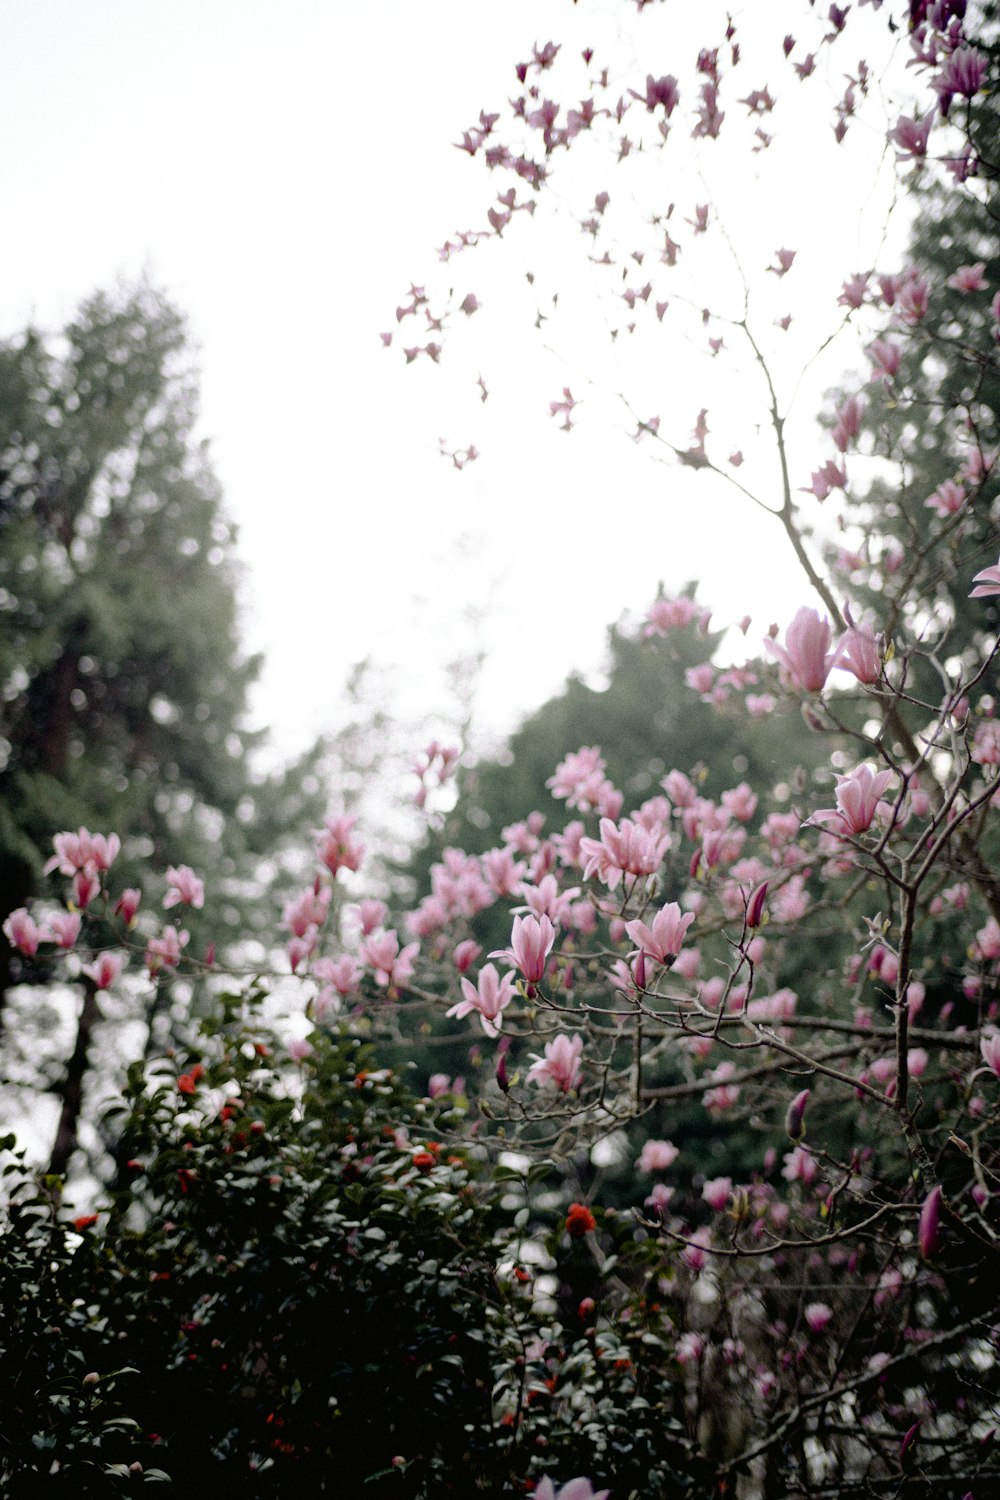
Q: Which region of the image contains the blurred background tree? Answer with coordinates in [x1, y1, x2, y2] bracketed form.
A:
[0, 283, 329, 1170]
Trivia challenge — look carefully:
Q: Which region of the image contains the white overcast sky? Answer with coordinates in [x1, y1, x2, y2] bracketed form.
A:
[1, 0, 918, 766]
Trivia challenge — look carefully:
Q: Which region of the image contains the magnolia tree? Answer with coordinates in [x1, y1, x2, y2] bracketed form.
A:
[3, 0, 1000, 1496]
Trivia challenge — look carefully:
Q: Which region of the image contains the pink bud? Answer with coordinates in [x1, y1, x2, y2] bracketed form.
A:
[899, 1420, 921, 1462]
[919, 1184, 943, 1260]
[785, 1088, 810, 1142]
[746, 881, 768, 929]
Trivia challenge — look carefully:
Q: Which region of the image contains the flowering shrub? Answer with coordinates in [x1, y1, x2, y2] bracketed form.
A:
[3, 1, 1000, 1496]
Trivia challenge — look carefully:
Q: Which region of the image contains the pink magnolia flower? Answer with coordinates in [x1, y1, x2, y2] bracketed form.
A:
[832, 394, 864, 451]
[644, 595, 698, 636]
[45, 828, 121, 878]
[631, 72, 680, 114]
[975, 917, 1000, 961]
[579, 817, 670, 890]
[283, 885, 332, 938]
[702, 1176, 733, 1210]
[526, 1032, 584, 1093]
[948, 262, 987, 293]
[164, 865, 205, 910]
[972, 721, 1000, 767]
[933, 46, 988, 101]
[452, 938, 482, 972]
[889, 108, 934, 160]
[746, 693, 776, 718]
[352, 898, 388, 935]
[867, 338, 903, 381]
[490, 913, 555, 988]
[676, 1331, 706, 1364]
[315, 814, 365, 877]
[2, 908, 44, 956]
[980, 1033, 1000, 1079]
[446, 963, 517, 1037]
[782, 1145, 818, 1184]
[625, 901, 695, 965]
[360, 930, 419, 989]
[637, 1138, 679, 1173]
[145, 925, 189, 975]
[114, 888, 142, 925]
[722, 783, 758, 822]
[804, 1301, 833, 1334]
[82, 951, 124, 991]
[534, 1479, 610, 1500]
[703, 1060, 740, 1114]
[313, 953, 362, 998]
[482, 847, 526, 896]
[838, 272, 870, 309]
[919, 1184, 943, 1259]
[45, 910, 82, 949]
[969, 556, 1000, 598]
[812, 764, 896, 838]
[897, 275, 929, 323]
[765, 608, 835, 693]
[925, 479, 966, 517]
[834, 625, 882, 684]
[800, 459, 847, 501]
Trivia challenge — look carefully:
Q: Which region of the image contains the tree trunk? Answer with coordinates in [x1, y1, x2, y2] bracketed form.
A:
[49, 979, 100, 1178]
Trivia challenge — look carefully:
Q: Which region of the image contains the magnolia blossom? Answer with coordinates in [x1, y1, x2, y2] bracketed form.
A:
[315, 813, 365, 877]
[46, 910, 82, 949]
[867, 338, 903, 381]
[637, 1138, 679, 1173]
[360, 930, 419, 989]
[82, 950, 125, 991]
[812, 764, 896, 838]
[702, 1176, 733, 1210]
[446, 963, 517, 1037]
[925, 478, 966, 517]
[933, 46, 988, 101]
[765, 608, 835, 693]
[980, 1033, 1000, 1080]
[526, 1032, 583, 1093]
[490, 913, 555, 986]
[804, 1302, 833, 1334]
[313, 954, 362, 997]
[145, 925, 189, 975]
[534, 1479, 610, 1500]
[579, 817, 670, 890]
[114, 888, 142, 925]
[625, 901, 695, 966]
[948, 261, 988, 293]
[834, 625, 882, 684]
[283, 885, 332, 938]
[45, 827, 121, 878]
[2, 908, 44, 956]
[970, 556, 1000, 598]
[164, 864, 205, 910]
[972, 721, 1000, 767]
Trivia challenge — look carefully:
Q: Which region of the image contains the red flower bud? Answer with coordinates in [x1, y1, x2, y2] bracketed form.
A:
[746, 881, 768, 929]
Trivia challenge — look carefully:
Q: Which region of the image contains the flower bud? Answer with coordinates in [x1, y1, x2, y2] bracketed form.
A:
[746, 881, 768, 929]
[785, 1088, 810, 1142]
[919, 1184, 943, 1259]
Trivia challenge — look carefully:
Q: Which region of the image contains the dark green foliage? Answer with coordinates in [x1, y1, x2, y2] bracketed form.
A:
[0, 284, 325, 1005]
